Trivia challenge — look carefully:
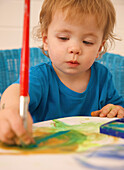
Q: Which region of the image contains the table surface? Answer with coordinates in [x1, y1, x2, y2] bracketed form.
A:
[0, 116, 124, 170]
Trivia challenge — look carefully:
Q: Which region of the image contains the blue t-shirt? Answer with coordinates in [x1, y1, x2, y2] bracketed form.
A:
[16, 61, 124, 123]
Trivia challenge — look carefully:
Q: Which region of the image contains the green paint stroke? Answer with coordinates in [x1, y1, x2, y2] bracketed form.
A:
[52, 119, 103, 133]
[109, 122, 124, 128]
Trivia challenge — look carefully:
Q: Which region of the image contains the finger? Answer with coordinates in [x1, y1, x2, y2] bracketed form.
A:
[6, 130, 16, 139]
[99, 108, 110, 117]
[99, 105, 115, 117]
[27, 112, 33, 134]
[19, 132, 35, 145]
[0, 136, 15, 145]
[0, 119, 16, 144]
[13, 137, 21, 145]
[91, 110, 101, 117]
[117, 109, 124, 118]
[0, 108, 25, 138]
[107, 107, 119, 118]
[14, 133, 35, 146]
[19, 113, 35, 144]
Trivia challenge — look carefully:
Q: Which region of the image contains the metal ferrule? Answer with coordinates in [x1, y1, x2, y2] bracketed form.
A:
[20, 96, 28, 129]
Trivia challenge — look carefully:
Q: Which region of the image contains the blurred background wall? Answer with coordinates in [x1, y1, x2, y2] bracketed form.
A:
[0, 0, 124, 55]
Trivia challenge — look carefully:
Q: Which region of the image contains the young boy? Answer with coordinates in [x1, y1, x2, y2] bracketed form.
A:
[0, 0, 124, 145]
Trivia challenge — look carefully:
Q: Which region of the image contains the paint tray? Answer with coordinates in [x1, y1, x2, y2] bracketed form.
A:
[100, 118, 124, 139]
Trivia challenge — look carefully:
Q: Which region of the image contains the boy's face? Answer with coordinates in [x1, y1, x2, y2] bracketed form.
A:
[42, 11, 104, 77]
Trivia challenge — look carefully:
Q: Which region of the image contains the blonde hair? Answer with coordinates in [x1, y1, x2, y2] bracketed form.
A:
[33, 0, 117, 57]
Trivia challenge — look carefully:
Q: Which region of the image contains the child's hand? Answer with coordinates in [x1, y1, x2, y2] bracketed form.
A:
[0, 106, 35, 145]
[91, 104, 124, 118]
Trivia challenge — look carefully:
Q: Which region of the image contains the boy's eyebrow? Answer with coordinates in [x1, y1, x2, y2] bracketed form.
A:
[55, 29, 72, 33]
[56, 30, 98, 38]
[83, 33, 99, 38]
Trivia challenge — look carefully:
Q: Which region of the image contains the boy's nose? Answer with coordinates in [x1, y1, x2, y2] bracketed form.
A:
[68, 46, 81, 55]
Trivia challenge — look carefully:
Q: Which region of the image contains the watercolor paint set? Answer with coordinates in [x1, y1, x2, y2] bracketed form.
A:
[100, 118, 124, 139]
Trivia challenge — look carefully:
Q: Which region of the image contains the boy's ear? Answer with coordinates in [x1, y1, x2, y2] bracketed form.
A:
[96, 41, 105, 59]
[98, 41, 105, 53]
[42, 32, 48, 51]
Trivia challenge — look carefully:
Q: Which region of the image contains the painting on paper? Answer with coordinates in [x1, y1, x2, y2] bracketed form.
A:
[0, 117, 124, 155]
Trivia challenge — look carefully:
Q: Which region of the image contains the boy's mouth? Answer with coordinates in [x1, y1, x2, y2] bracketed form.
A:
[66, 60, 79, 67]
[67, 60, 79, 64]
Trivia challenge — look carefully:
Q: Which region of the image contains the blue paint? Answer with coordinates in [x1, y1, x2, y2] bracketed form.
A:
[100, 118, 124, 139]
[75, 144, 124, 170]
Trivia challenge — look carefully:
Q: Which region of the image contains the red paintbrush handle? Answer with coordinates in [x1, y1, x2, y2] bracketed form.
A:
[20, 0, 30, 96]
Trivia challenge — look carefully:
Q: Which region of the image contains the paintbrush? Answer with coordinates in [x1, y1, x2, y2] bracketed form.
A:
[20, 0, 30, 129]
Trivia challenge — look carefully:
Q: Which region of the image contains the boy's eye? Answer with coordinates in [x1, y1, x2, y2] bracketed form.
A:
[83, 41, 93, 45]
[58, 37, 69, 41]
